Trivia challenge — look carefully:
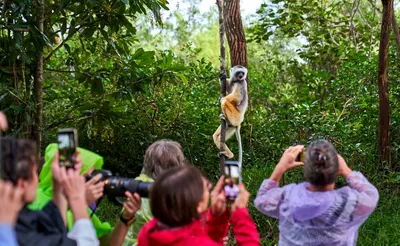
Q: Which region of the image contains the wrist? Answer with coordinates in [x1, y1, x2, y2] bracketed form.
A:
[122, 209, 136, 220]
[270, 164, 286, 182]
[0, 215, 17, 225]
[342, 167, 352, 178]
[69, 197, 89, 220]
[120, 212, 135, 226]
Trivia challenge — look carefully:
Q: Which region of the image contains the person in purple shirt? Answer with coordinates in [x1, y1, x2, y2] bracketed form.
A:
[0, 179, 23, 246]
[255, 139, 379, 246]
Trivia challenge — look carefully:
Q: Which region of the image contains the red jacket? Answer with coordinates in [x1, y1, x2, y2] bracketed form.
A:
[138, 208, 260, 246]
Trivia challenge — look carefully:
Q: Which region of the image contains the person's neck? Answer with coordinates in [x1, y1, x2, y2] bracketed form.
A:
[307, 183, 335, 192]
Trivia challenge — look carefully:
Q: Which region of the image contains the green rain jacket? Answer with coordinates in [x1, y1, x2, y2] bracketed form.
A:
[121, 173, 153, 246]
[28, 143, 113, 238]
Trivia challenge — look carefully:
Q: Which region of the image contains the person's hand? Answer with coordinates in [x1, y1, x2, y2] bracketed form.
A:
[210, 176, 227, 216]
[231, 183, 250, 213]
[122, 192, 141, 220]
[85, 173, 104, 205]
[52, 152, 82, 187]
[0, 112, 8, 131]
[276, 145, 305, 172]
[337, 154, 352, 178]
[0, 180, 23, 225]
[58, 163, 86, 203]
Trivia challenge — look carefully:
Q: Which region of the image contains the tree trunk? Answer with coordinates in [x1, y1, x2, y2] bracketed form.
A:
[216, 0, 227, 175]
[392, 11, 400, 68]
[378, 0, 393, 168]
[34, 0, 44, 154]
[223, 0, 250, 110]
[223, 0, 247, 68]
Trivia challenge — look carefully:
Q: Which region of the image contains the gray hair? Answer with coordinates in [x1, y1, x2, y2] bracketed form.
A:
[303, 139, 339, 186]
[142, 140, 186, 180]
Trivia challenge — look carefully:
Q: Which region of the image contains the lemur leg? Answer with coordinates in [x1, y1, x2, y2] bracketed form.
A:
[221, 97, 242, 127]
[213, 126, 236, 159]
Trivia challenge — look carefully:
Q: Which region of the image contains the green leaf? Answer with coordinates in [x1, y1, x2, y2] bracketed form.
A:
[64, 43, 71, 54]
[91, 77, 104, 96]
[176, 73, 188, 84]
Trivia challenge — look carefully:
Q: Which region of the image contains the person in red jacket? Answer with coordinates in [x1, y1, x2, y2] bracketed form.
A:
[138, 165, 260, 246]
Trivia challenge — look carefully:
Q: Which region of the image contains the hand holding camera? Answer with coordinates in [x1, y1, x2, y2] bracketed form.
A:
[337, 154, 352, 178]
[121, 192, 142, 220]
[231, 183, 250, 213]
[277, 145, 305, 172]
[85, 172, 104, 205]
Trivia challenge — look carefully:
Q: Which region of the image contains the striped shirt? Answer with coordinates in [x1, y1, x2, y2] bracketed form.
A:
[254, 171, 378, 246]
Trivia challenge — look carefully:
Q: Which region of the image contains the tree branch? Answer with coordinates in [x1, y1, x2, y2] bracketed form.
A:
[368, 0, 382, 14]
[45, 114, 92, 130]
[357, 6, 372, 29]
[44, 15, 101, 62]
[336, 98, 353, 122]
[44, 68, 76, 73]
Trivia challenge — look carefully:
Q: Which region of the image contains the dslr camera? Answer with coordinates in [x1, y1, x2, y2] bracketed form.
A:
[87, 170, 153, 205]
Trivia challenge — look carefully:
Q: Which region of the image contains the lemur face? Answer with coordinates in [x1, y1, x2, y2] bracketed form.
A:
[230, 65, 248, 82]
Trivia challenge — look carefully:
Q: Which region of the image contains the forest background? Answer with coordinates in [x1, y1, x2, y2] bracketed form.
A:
[1, 0, 400, 245]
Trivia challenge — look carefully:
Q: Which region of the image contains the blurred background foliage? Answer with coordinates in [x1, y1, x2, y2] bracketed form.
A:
[2, 0, 400, 244]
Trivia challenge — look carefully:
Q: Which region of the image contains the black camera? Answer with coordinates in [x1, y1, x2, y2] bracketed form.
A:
[86, 170, 152, 204]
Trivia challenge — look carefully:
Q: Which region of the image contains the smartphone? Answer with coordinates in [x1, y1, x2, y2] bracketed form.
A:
[295, 148, 306, 163]
[224, 162, 241, 201]
[57, 128, 78, 168]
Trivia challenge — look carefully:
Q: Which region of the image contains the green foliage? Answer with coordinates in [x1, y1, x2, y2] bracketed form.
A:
[2, 0, 400, 244]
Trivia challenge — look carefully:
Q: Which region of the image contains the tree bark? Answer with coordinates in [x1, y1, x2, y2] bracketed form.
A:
[223, 0, 247, 68]
[216, 0, 227, 175]
[33, 0, 44, 154]
[223, 0, 250, 110]
[391, 11, 400, 68]
[378, 0, 393, 168]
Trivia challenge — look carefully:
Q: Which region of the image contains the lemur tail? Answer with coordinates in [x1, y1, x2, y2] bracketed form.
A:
[235, 126, 242, 169]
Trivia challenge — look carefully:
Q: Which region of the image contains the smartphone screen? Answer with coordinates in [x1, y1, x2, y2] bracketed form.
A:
[57, 130, 77, 168]
[224, 164, 240, 201]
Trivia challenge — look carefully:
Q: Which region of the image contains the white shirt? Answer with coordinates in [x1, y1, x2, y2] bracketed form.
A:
[67, 219, 99, 246]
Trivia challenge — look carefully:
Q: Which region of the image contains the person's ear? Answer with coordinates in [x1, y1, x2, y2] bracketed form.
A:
[16, 178, 27, 191]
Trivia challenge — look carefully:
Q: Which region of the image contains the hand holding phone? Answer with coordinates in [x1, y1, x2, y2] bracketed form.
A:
[57, 128, 78, 169]
[224, 162, 240, 201]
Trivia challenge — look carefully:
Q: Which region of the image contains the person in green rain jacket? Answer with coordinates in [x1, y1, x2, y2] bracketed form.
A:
[28, 143, 112, 239]
[107, 140, 187, 246]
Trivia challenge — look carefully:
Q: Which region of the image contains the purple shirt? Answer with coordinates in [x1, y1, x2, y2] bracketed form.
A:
[254, 171, 379, 246]
[0, 223, 18, 246]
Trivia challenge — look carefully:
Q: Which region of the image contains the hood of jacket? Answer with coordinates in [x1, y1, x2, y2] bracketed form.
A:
[289, 182, 336, 221]
[138, 218, 209, 246]
[29, 143, 104, 210]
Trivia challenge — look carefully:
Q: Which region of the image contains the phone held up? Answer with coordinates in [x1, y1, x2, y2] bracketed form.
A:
[57, 128, 78, 169]
[295, 146, 307, 163]
[224, 161, 241, 201]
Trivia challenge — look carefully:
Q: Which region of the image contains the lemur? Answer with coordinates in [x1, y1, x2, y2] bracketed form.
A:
[213, 65, 248, 159]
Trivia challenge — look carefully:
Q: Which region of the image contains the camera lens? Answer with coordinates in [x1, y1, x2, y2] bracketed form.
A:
[103, 177, 152, 198]
[125, 180, 152, 198]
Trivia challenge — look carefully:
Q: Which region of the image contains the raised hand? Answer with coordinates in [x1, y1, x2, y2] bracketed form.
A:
[210, 176, 227, 216]
[0, 180, 23, 225]
[122, 192, 141, 220]
[277, 145, 305, 171]
[85, 173, 104, 205]
[231, 183, 250, 213]
[337, 154, 352, 178]
[0, 112, 8, 131]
